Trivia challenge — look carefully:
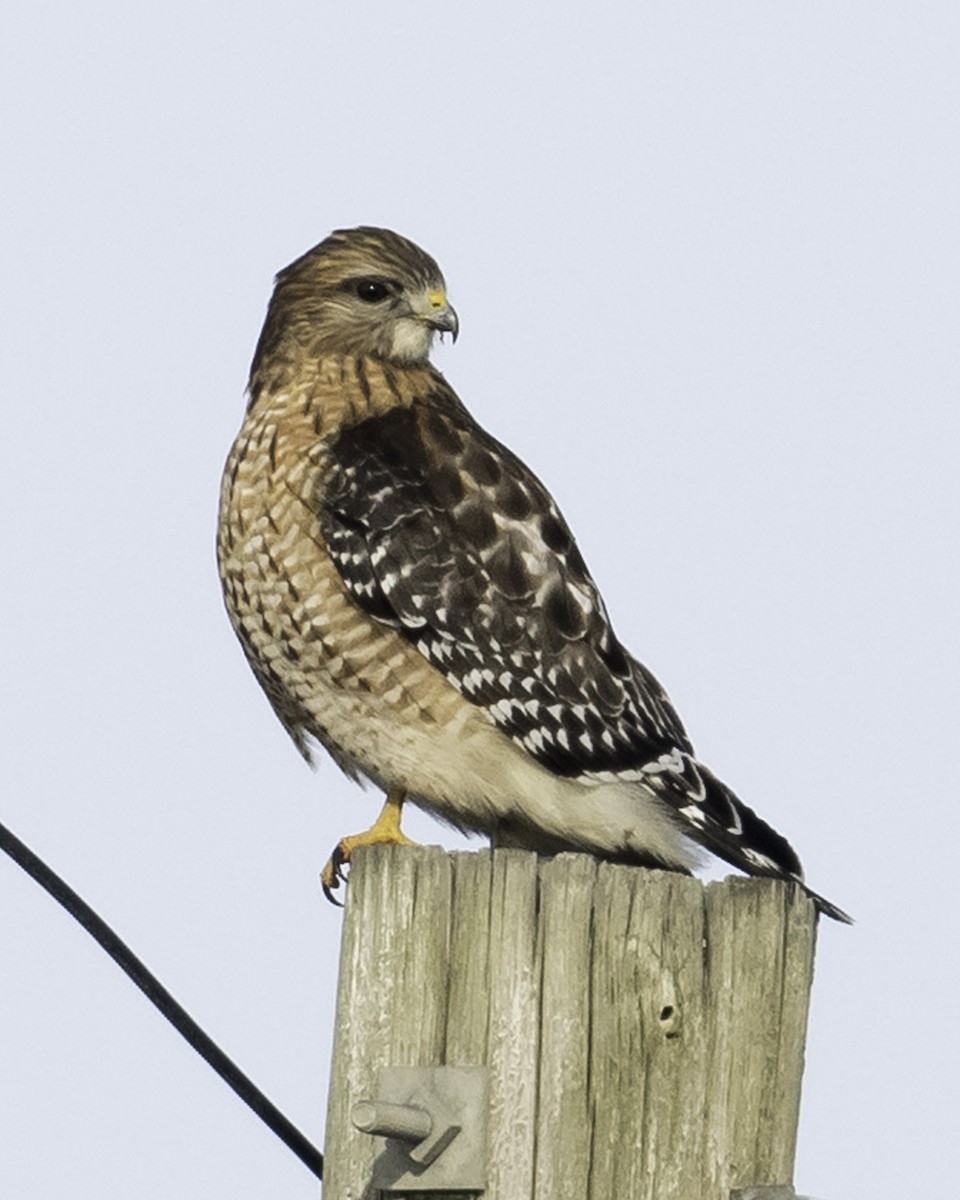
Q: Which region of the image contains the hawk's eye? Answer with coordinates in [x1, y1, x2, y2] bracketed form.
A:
[355, 279, 391, 303]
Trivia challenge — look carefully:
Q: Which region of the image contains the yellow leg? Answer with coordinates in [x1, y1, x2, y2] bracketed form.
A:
[321, 788, 416, 903]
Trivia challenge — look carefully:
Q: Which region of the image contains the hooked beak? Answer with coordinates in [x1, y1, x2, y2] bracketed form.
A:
[427, 305, 459, 342]
[421, 289, 459, 342]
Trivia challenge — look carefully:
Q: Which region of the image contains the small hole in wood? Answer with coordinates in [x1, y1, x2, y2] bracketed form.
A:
[660, 1005, 674, 1021]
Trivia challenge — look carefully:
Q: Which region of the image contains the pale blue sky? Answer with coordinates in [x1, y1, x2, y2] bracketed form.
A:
[1, 4, 958, 1197]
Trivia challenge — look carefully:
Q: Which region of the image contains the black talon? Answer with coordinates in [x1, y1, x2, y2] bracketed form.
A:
[321, 879, 344, 907]
[321, 842, 349, 906]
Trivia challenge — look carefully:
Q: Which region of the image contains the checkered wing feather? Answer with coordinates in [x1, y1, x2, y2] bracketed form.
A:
[318, 387, 807, 883]
[320, 391, 691, 763]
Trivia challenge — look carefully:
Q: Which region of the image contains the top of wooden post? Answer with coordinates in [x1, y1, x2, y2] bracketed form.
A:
[323, 846, 818, 1200]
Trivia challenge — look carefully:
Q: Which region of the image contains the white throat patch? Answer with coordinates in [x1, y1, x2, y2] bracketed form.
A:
[390, 318, 435, 364]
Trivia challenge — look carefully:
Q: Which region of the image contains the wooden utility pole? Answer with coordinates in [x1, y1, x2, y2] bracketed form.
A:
[323, 845, 817, 1200]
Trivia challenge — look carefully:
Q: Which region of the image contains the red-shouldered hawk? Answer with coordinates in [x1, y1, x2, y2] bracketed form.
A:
[217, 227, 849, 922]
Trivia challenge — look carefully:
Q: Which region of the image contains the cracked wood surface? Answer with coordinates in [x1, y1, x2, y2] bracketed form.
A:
[323, 846, 816, 1200]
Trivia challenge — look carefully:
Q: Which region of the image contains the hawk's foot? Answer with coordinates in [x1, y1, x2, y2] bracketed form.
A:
[321, 788, 416, 904]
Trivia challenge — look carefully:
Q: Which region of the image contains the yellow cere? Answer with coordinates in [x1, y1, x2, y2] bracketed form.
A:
[428, 289, 446, 309]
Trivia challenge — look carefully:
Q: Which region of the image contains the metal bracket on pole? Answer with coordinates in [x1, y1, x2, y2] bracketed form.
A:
[351, 1066, 487, 1193]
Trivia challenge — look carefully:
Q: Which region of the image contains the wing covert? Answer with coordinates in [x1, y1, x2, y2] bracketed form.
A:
[319, 390, 692, 778]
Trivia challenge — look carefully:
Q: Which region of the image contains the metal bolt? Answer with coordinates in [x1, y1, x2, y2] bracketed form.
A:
[351, 1100, 433, 1144]
[351, 1066, 487, 1191]
[351, 1091, 460, 1166]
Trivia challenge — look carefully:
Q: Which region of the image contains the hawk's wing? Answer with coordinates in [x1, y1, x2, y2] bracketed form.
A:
[320, 393, 689, 774]
[318, 386, 802, 880]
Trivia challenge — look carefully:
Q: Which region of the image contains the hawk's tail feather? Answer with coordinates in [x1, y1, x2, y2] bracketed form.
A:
[688, 764, 853, 923]
[801, 886, 854, 925]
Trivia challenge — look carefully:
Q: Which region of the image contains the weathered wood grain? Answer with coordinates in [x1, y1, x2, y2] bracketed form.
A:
[445, 850, 493, 1066]
[702, 878, 817, 1196]
[323, 847, 817, 1200]
[534, 854, 596, 1199]
[588, 865, 710, 1200]
[322, 845, 453, 1199]
[483, 850, 540, 1200]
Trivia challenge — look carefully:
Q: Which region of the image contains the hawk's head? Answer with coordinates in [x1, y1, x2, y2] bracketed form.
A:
[252, 227, 458, 372]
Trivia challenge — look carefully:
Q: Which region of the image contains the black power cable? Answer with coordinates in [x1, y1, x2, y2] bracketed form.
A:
[0, 819, 324, 1182]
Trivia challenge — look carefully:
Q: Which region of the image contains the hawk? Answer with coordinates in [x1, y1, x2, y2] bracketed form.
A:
[218, 226, 849, 922]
